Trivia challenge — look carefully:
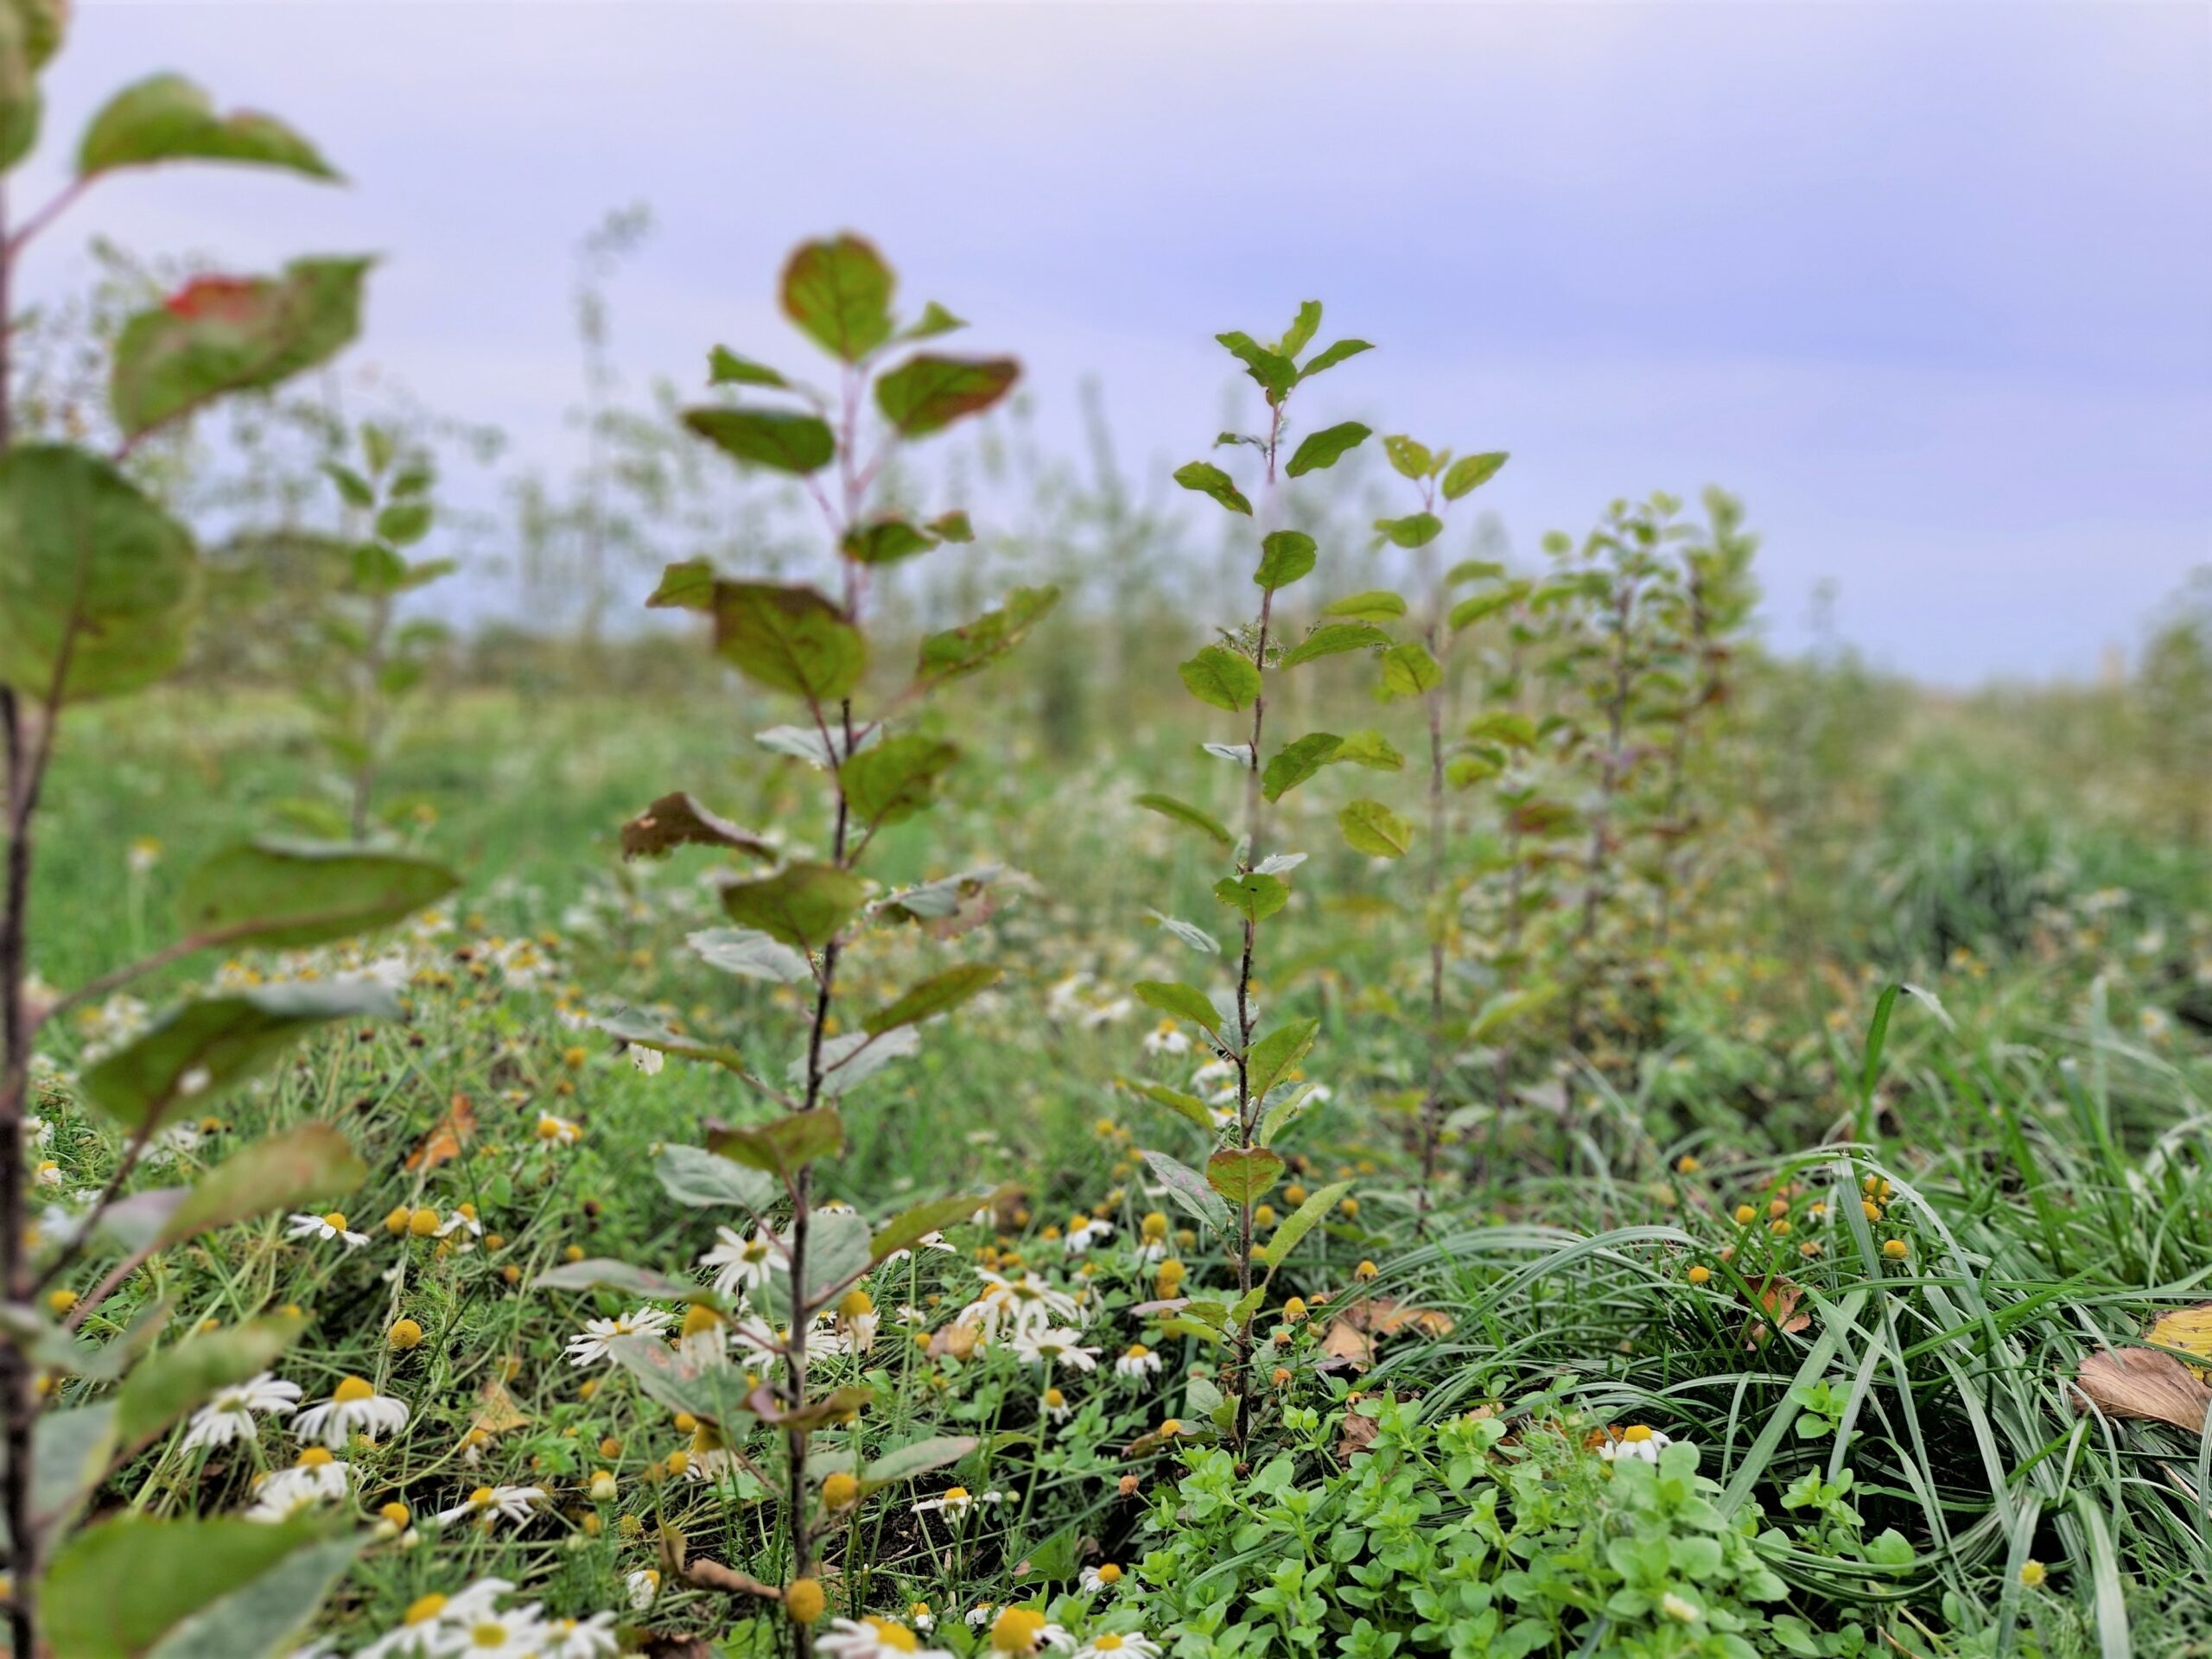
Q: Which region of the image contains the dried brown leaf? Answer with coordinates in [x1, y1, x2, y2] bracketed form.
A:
[2071, 1346, 2212, 1433]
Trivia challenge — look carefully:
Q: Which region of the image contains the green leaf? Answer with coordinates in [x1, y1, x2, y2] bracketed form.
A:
[874, 354, 1020, 437]
[372, 499, 430, 547]
[707, 346, 788, 388]
[1122, 1079, 1214, 1132]
[1132, 980, 1224, 1033]
[1135, 793, 1232, 847]
[801, 1209, 872, 1305]
[1206, 1146, 1286, 1206]
[654, 1144, 779, 1211]
[606, 1334, 758, 1429]
[78, 73, 337, 181]
[0, 445, 198, 704]
[687, 926, 810, 985]
[1172, 461, 1252, 517]
[531, 1257, 710, 1300]
[780, 234, 896, 362]
[1331, 728, 1405, 770]
[719, 861, 869, 951]
[1382, 435, 1433, 480]
[1248, 1016, 1320, 1101]
[33, 1403, 116, 1535]
[1339, 798, 1414, 857]
[1280, 621, 1389, 670]
[915, 585, 1059, 683]
[711, 582, 866, 702]
[1374, 512, 1444, 550]
[709, 1109, 844, 1180]
[83, 983, 398, 1135]
[1215, 331, 1296, 404]
[113, 1315, 302, 1451]
[159, 1125, 365, 1248]
[865, 963, 1001, 1034]
[1253, 530, 1317, 592]
[898, 301, 966, 342]
[0, 0, 65, 168]
[1263, 733, 1344, 802]
[840, 734, 958, 829]
[43, 1514, 362, 1659]
[925, 509, 974, 543]
[842, 518, 938, 566]
[1298, 339, 1372, 381]
[1378, 642, 1443, 700]
[175, 840, 457, 950]
[1284, 420, 1370, 478]
[1464, 710, 1538, 747]
[1280, 301, 1322, 359]
[1448, 582, 1529, 631]
[1321, 589, 1406, 622]
[596, 1007, 753, 1076]
[111, 258, 370, 441]
[645, 558, 715, 612]
[872, 1192, 992, 1264]
[1179, 645, 1262, 713]
[683, 407, 836, 476]
[1259, 1179, 1351, 1268]
[1214, 873, 1288, 925]
[861, 1435, 977, 1493]
[1446, 558, 1507, 585]
[1441, 450, 1510, 499]
[1140, 1149, 1230, 1233]
[620, 792, 776, 863]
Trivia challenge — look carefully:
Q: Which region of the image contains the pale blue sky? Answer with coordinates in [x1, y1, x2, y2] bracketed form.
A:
[19, 2, 2212, 683]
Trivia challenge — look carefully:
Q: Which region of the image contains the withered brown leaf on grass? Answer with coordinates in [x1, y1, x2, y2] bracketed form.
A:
[2070, 1346, 2212, 1433]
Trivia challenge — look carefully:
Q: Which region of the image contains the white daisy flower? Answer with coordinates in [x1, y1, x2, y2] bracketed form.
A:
[962, 1270, 1080, 1338]
[292, 1377, 410, 1447]
[1013, 1328, 1099, 1372]
[630, 1045, 665, 1075]
[534, 1113, 583, 1146]
[1073, 1634, 1159, 1659]
[625, 1568, 661, 1611]
[699, 1225, 779, 1294]
[1141, 1020, 1191, 1056]
[435, 1483, 545, 1529]
[539, 1611, 620, 1657]
[181, 1372, 302, 1450]
[565, 1306, 674, 1367]
[818, 1617, 955, 1659]
[1063, 1215, 1114, 1254]
[913, 1484, 1006, 1518]
[358, 1579, 519, 1659]
[1597, 1426, 1674, 1464]
[245, 1449, 353, 1522]
[877, 1229, 956, 1267]
[1113, 1344, 1162, 1379]
[286, 1211, 370, 1249]
[435, 1205, 485, 1240]
[1078, 1564, 1128, 1595]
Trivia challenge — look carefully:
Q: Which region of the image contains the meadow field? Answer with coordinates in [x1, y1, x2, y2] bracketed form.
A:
[3, 15, 2211, 1659]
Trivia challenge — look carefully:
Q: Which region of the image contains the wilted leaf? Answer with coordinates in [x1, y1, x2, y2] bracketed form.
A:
[2070, 1346, 2212, 1433]
[404, 1095, 477, 1172]
[621, 792, 776, 863]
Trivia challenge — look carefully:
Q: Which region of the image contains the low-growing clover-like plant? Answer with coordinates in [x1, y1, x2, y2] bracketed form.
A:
[535, 233, 1052, 1656]
[0, 22, 458, 1656]
[1128, 304, 1376, 1446]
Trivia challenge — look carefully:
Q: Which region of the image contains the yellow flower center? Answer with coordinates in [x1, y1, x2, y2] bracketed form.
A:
[838, 1288, 874, 1319]
[469, 1485, 496, 1508]
[1621, 1425, 1654, 1442]
[1043, 1387, 1065, 1408]
[404, 1593, 448, 1625]
[332, 1376, 375, 1404]
[296, 1446, 335, 1467]
[990, 1608, 1047, 1655]
[681, 1303, 723, 1338]
[1094, 1639, 1126, 1653]
[1096, 1563, 1122, 1585]
[868, 1620, 920, 1653]
[942, 1485, 970, 1503]
[322, 1211, 347, 1230]
[1126, 1344, 1149, 1359]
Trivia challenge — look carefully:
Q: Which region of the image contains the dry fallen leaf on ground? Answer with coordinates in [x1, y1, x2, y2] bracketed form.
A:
[2070, 1346, 2212, 1433]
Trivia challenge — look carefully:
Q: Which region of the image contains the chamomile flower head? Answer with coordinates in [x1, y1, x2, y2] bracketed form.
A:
[435, 1483, 545, 1529]
[1596, 1424, 1673, 1464]
[625, 1568, 661, 1611]
[1073, 1635, 1159, 1659]
[818, 1616, 954, 1658]
[357, 1578, 520, 1659]
[963, 1269, 1080, 1338]
[987, 1607, 1072, 1656]
[699, 1224, 779, 1294]
[1079, 1563, 1126, 1594]
[245, 1446, 353, 1522]
[538, 1611, 620, 1657]
[1042, 1385, 1072, 1422]
[292, 1376, 410, 1448]
[534, 1113, 583, 1146]
[914, 1484, 1007, 1519]
[1113, 1343, 1161, 1379]
[181, 1372, 301, 1451]
[565, 1306, 673, 1367]
[1013, 1327, 1100, 1371]
[1063, 1213, 1113, 1253]
[435, 1203, 486, 1240]
[287, 1211, 370, 1249]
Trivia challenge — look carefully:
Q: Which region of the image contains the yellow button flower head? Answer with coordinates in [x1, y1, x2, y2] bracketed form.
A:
[785, 1577, 825, 1625]
[990, 1608, 1049, 1655]
[822, 1471, 859, 1511]
[387, 1318, 423, 1351]
[408, 1206, 440, 1237]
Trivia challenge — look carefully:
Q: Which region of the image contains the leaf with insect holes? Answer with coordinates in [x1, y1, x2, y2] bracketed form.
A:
[711, 582, 866, 701]
[83, 982, 398, 1135]
[1135, 793, 1232, 848]
[1248, 1017, 1319, 1101]
[1263, 733, 1344, 802]
[684, 407, 836, 476]
[1261, 1179, 1351, 1268]
[916, 585, 1059, 683]
[1382, 435, 1432, 480]
[865, 964, 1001, 1034]
[620, 793, 776, 863]
[1179, 645, 1262, 713]
[780, 234, 895, 362]
[719, 862, 868, 952]
[874, 355, 1020, 437]
[842, 518, 938, 567]
[1285, 421, 1370, 479]
[111, 259, 370, 440]
[1280, 622, 1389, 670]
[0, 561, 136, 735]
[1215, 873, 1288, 924]
[646, 558, 715, 612]
[1141, 1149, 1230, 1232]
[1206, 1147, 1286, 1206]
[1339, 798, 1414, 857]
[1441, 450, 1509, 499]
[1322, 589, 1405, 622]
[1173, 461, 1251, 517]
[175, 839, 456, 950]
[79, 74, 338, 180]
[1133, 981, 1224, 1034]
[839, 734, 958, 830]
[709, 1109, 844, 1180]
[1253, 530, 1317, 593]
